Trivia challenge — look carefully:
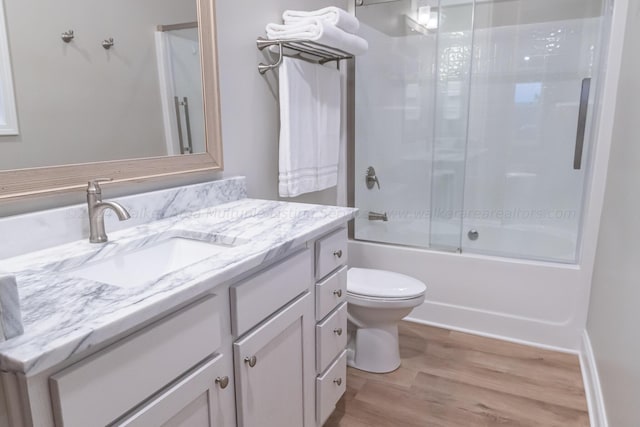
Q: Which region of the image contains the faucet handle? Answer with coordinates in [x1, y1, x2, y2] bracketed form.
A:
[87, 178, 113, 194]
[366, 166, 381, 190]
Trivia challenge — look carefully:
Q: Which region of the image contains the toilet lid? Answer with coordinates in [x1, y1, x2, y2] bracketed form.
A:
[347, 268, 427, 299]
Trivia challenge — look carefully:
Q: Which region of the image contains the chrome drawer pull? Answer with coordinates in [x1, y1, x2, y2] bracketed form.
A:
[333, 328, 343, 336]
[333, 250, 343, 258]
[244, 356, 257, 368]
[333, 289, 343, 298]
[215, 376, 230, 389]
[334, 378, 343, 386]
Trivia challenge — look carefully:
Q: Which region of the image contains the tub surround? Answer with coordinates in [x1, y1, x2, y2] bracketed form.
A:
[0, 177, 356, 377]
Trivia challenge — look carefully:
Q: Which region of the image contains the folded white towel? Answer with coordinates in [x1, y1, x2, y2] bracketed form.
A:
[0, 272, 23, 342]
[283, 7, 360, 34]
[278, 57, 341, 198]
[266, 19, 368, 56]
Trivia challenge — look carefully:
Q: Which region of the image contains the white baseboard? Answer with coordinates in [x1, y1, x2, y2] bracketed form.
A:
[580, 330, 608, 427]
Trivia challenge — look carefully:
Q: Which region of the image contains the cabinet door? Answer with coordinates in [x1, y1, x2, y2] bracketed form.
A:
[234, 292, 315, 427]
[51, 296, 223, 427]
[114, 354, 235, 427]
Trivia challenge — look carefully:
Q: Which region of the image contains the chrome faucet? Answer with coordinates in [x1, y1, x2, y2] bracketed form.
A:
[368, 211, 389, 222]
[87, 179, 131, 243]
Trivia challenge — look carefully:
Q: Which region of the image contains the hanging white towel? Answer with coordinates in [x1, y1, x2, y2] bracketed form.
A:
[279, 57, 341, 198]
[266, 19, 368, 56]
[283, 7, 360, 34]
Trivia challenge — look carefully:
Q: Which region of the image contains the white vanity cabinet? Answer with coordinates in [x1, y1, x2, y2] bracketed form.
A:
[0, 225, 351, 427]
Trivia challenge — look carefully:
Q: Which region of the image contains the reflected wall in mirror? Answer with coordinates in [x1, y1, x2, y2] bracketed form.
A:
[0, 0, 206, 170]
[0, 0, 222, 200]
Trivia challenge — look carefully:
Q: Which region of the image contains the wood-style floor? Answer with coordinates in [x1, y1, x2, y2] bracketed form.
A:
[325, 322, 589, 427]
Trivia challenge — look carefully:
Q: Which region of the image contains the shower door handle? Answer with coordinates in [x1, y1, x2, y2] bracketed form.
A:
[574, 78, 591, 170]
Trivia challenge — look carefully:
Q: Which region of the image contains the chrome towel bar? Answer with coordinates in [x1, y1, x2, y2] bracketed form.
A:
[256, 37, 354, 74]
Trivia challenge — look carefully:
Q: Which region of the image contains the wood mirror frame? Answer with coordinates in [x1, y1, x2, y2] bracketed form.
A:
[0, 0, 223, 202]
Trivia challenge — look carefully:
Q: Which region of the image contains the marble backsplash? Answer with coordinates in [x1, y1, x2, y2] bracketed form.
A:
[0, 177, 247, 260]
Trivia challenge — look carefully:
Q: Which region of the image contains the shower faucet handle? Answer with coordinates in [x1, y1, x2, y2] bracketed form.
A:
[366, 166, 381, 190]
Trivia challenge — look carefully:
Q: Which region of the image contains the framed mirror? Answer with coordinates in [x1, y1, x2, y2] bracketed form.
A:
[0, 0, 223, 201]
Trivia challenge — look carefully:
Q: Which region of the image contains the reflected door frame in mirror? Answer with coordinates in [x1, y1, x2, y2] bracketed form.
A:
[0, 0, 223, 201]
[0, 0, 19, 136]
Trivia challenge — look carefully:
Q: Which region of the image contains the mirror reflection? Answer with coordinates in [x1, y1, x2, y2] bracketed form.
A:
[0, 0, 205, 171]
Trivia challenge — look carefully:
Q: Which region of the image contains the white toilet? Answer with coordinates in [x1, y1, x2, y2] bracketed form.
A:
[346, 268, 427, 373]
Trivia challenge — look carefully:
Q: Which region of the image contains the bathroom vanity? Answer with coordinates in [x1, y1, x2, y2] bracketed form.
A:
[0, 178, 356, 427]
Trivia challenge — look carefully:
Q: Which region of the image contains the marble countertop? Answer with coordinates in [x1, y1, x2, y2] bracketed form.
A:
[0, 198, 357, 376]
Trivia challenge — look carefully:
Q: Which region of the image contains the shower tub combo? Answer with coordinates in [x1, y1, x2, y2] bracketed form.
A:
[348, 0, 615, 351]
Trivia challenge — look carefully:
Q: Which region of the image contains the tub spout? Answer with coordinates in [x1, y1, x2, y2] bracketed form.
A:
[369, 211, 389, 222]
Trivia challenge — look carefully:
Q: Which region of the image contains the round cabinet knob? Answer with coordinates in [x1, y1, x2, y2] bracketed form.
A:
[333, 328, 343, 336]
[334, 378, 343, 386]
[333, 289, 343, 298]
[244, 356, 257, 368]
[215, 376, 230, 389]
[333, 250, 343, 258]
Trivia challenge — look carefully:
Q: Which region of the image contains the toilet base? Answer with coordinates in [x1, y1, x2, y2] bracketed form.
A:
[347, 323, 401, 373]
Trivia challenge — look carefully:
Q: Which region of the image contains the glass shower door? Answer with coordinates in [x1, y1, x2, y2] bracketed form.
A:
[459, 0, 605, 262]
[354, 0, 438, 248]
[353, 0, 606, 263]
[429, 0, 475, 251]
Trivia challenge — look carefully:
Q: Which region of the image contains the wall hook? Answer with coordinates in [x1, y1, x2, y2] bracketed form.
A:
[61, 30, 75, 43]
[102, 38, 114, 50]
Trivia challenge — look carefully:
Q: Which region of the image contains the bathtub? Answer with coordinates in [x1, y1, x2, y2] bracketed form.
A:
[348, 228, 590, 351]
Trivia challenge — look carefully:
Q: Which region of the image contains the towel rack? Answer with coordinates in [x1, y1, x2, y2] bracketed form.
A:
[256, 37, 354, 74]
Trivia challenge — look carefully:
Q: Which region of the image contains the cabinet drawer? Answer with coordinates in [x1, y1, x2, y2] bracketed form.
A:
[316, 350, 347, 427]
[231, 249, 312, 337]
[50, 296, 223, 427]
[315, 266, 347, 321]
[316, 303, 347, 373]
[315, 228, 347, 280]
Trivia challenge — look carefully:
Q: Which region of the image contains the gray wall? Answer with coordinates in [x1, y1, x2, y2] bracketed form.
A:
[586, 1, 640, 426]
[215, 0, 345, 204]
[0, 0, 197, 170]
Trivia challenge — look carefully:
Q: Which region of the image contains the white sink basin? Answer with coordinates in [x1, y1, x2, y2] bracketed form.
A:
[70, 237, 235, 289]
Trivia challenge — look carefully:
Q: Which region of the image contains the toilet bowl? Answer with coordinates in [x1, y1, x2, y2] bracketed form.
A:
[346, 268, 427, 373]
